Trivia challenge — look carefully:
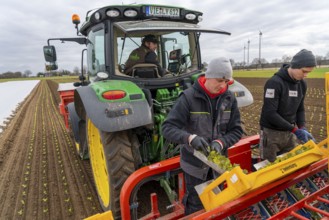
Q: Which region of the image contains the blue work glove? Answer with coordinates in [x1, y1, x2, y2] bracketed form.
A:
[301, 127, 316, 142]
[210, 140, 227, 156]
[190, 136, 209, 155]
[294, 128, 315, 143]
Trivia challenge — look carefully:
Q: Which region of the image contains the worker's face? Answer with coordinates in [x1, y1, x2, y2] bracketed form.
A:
[205, 78, 229, 94]
[290, 67, 314, 80]
[145, 41, 158, 52]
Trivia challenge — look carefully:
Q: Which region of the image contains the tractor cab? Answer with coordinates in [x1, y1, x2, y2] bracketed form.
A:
[45, 5, 229, 83]
[44, 4, 253, 106]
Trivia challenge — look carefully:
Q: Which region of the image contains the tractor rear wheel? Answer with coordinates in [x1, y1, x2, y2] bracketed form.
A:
[87, 118, 135, 219]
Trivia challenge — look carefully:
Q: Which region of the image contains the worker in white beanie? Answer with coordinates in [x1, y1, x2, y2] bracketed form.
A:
[162, 57, 242, 215]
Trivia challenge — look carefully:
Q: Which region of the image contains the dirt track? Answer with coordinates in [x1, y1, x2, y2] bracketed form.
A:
[0, 78, 326, 219]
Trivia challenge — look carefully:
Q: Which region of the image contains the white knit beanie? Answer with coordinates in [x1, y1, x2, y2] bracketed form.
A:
[205, 57, 232, 79]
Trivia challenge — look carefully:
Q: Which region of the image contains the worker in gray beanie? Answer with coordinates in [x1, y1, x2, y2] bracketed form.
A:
[260, 49, 316, 163]
[205, 57, 233, 80]
[162, 57, 242, 215]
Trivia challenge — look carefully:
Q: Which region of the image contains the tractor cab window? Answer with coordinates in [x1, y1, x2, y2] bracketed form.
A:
[87, 28, 105, 78]
[162, 32, 192, 74]
[116, 31, 196, 77]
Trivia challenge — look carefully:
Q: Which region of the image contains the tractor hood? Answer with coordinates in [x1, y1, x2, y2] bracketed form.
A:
[114, 20, 231, 35]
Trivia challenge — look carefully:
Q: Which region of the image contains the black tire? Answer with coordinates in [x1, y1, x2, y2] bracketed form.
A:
[87, 117, 135, 219]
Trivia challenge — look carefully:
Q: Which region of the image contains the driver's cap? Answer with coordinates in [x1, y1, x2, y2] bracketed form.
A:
[142, 34, 158, 44]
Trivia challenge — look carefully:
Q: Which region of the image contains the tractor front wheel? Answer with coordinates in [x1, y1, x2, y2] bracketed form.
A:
[87, 118, 135, 219]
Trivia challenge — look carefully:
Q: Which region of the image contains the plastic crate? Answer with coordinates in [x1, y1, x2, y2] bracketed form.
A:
[261, 191, 291, 215]
[309, 171, 329, 190]
[306, 171, 329, 213]
[230, 203, 270, 220]
[288, 178, 317, 199]
[286, 182, 322, 219]
[261, 189, 312, 219]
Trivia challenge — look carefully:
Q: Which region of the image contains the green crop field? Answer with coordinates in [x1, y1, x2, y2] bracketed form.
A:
[233, 67, 329, 78]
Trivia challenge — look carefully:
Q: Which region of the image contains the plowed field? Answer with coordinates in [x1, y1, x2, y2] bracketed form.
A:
[238, 78, 326, 142]
[0, 78, 326, 219]
[0, 80, 102, 219]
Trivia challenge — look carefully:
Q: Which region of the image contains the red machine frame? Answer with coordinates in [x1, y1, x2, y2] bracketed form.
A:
[58, 85, 75, 129]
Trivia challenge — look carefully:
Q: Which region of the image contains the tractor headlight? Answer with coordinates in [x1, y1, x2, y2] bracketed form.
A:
[185, 13, 196, 20]
[94, 12, 101, 21]
[124, 9, 138, 17]
[106, 9, 120, 17]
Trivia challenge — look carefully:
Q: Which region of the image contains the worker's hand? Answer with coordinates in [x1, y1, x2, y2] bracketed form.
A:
[301, 127, 316, 142]
[189, 135, 209, 155]
[210, 140, 226, 155]
[294, 128, 315, 143]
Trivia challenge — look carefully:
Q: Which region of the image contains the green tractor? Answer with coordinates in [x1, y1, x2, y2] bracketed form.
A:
[43, 4, 253, 219]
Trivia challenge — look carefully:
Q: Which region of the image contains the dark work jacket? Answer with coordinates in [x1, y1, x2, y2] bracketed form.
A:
[124, 45, 163, 76]
[162, 76, 243, 180]
[260, 64, 306, 131]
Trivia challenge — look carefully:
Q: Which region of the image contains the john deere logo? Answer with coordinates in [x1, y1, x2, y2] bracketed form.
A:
[280, 163, 297, 173]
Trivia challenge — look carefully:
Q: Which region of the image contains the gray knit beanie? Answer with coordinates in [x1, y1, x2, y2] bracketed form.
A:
[205, 57, 232, 79]
[290, 49, 316, 69]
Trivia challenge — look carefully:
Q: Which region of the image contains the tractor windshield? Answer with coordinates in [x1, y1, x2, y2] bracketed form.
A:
[117, 32, 194, 76]
[86, 19, 230, 79]
[113, 20, 230, 78]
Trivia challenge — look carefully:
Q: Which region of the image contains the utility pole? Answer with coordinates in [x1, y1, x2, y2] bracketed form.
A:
[247, 40, 250, 68]
[259, 30, 262, 69]
[243, 45, 246, 70]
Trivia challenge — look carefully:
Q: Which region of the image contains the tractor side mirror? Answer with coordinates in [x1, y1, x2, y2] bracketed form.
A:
[43, 45, 57, 62]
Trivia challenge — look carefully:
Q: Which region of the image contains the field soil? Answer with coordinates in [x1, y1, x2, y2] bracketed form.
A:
[0, 78, 326, 219]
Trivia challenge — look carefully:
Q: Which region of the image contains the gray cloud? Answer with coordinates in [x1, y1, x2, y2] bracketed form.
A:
[0, 0, 328, 75]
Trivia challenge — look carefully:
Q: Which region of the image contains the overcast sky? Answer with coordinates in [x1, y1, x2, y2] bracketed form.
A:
[0, 0, 328, 75]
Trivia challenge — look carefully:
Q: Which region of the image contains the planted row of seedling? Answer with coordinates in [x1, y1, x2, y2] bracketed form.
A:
[46, 81, 98, 214]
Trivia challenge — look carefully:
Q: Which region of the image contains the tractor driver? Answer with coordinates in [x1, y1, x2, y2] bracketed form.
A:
[259, 49, 317, 163]
[124, 34, 165, 77]
[162, 57, 243, 215]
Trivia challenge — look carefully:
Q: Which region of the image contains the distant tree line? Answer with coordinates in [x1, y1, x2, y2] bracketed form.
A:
[0, 70, 32, 79]
[232, 52, 329, 70]
[0, 66, 83, 79]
